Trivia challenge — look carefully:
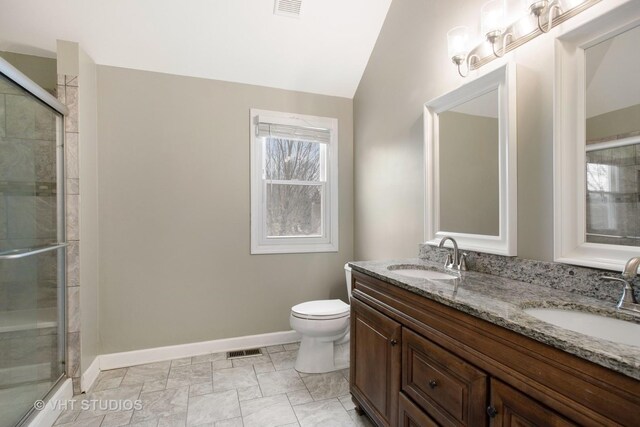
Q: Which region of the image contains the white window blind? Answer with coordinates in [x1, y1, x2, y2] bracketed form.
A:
[255, 121, 331, 144]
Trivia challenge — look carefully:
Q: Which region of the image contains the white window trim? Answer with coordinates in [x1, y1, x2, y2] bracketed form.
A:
[250, 109, 339, 254]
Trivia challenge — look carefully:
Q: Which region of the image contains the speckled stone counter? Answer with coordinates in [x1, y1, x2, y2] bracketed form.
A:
[418, 244, 640, 303]
[349, 258, 640, 381]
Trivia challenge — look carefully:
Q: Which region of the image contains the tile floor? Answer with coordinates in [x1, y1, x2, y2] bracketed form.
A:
[53, 343, 374, 427]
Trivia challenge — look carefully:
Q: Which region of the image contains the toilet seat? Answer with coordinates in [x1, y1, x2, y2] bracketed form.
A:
[291, 299, 349, 320]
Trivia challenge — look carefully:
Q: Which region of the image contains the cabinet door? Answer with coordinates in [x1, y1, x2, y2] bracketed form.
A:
[398, 392, 438, 427]
[489, 379, 577, 427]
[350, 297, 402, 427]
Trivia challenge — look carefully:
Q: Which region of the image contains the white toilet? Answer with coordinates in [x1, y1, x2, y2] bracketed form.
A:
[289, 263, 352, 374]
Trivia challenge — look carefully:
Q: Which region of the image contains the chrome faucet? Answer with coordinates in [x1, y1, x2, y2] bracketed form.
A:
[600, 257, 640, 315]
[622, 257, 640, 281]
[438, 236, 467, 271]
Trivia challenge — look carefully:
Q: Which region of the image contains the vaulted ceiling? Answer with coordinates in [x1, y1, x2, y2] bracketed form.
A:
[0, 0, 392, 98]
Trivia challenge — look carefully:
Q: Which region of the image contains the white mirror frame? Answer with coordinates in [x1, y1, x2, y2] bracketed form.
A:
[424, 64, 517, 256]
[554, 1, 640, 272]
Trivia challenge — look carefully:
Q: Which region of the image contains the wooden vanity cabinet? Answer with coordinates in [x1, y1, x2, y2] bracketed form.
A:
[349, 270, 640, 427]
[350, 297, 402, 427]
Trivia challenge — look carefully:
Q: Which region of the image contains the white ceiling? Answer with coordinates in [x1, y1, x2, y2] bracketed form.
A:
[0, 0, 392, 98]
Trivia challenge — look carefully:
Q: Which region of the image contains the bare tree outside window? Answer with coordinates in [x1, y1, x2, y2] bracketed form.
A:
[264, 138, 324, 237]
[586, 163, 612, 193]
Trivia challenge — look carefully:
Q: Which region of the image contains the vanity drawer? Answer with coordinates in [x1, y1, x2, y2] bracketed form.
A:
[398, 392, 438, 427]
[402, 328, 487, 427]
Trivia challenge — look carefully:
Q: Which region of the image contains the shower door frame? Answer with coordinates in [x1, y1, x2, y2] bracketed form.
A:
[0, 56, 70, 426]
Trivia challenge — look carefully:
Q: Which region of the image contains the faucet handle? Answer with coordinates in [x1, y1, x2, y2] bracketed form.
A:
[458, 253, 468, 271]
[444, 253, 454, 269]
[600, 276, 638, 307]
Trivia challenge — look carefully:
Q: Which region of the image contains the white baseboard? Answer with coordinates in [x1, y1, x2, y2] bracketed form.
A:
[99, 330, 301, 371]
[81, 356, 101, 392]
[26, 378, 72, 427]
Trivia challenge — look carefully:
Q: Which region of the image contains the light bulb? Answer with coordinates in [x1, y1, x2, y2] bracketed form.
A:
[482, 0, 506, 35]
[447, 26, 470, 59]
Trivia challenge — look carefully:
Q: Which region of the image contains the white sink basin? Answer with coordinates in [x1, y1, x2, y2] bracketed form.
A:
[388, 266, 458, 280]
[524, 308, 640, 347]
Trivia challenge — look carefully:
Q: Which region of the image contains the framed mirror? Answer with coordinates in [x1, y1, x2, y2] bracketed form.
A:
[424, 64, 517, 256]
[554, 2, 640, 271]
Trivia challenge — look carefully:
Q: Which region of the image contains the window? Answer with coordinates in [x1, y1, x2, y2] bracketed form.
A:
[250, 109, 338, 254]
[586, 161, 619, 233]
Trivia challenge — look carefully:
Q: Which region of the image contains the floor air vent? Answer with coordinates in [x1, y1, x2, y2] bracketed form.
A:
[227, 348, 262, 359]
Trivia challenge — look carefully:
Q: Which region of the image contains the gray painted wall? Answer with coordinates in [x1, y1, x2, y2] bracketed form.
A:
[0, 51, 57, 94]
[354, 0, 559, 261]
[586, 104, 640, 142]
[97, 65, 353, 353]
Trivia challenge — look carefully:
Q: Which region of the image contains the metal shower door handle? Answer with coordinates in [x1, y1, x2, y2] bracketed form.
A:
[0, 243, 68, 260]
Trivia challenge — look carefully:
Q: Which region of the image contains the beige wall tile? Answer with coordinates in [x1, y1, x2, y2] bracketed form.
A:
[67, 286, 81, 333]
[67, 242, 80, 287]
[66, 194, 79, 241]
[65, 132, 79, 179]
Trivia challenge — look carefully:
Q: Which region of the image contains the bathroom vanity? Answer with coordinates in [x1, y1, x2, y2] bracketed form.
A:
[348, 260, 640, 427]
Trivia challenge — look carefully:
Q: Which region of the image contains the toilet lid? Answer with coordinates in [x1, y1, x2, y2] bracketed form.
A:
[291, 299, 350, 319]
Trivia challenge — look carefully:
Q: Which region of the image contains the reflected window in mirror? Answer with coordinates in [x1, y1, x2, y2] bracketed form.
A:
[586, 145, 639, 247]
[584, 24, 640, 248]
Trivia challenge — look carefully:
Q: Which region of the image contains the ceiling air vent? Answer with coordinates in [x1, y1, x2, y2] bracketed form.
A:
[274, 0, 302, 18]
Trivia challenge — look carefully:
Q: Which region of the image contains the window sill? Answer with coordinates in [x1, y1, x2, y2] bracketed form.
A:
[251, 242, 339, 255]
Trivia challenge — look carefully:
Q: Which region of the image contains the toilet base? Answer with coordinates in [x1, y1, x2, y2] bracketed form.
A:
[294, 335, 348, 374]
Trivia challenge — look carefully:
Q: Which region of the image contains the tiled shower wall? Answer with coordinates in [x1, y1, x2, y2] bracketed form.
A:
[57, 74, 82, 394]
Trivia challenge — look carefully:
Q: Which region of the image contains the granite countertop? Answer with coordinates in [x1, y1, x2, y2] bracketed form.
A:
[349, 258, 640, 380]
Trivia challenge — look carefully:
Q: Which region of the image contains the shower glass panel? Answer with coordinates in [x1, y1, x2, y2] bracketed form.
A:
[0, 72, 65, 426]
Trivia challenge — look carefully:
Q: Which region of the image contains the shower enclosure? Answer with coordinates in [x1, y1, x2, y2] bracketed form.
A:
[0, 59, 67, 426]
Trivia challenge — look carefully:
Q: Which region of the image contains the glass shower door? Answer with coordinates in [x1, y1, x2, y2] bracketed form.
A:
[0, 72, 66, 426]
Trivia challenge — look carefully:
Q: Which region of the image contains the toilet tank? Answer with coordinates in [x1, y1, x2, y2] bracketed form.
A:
[344, 263, 352, 300]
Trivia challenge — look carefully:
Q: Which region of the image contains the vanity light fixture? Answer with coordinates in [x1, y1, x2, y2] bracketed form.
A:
[447, 0, 599, 77]
[528, 0, 563, 32]
[481, 0, 513, 57]
[447, 26, 480, 77]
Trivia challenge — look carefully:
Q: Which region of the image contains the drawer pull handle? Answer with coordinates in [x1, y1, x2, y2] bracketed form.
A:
[390, 339, 398, 346]
[428, 379, 438, 389]
[486, 406, 498, 418]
